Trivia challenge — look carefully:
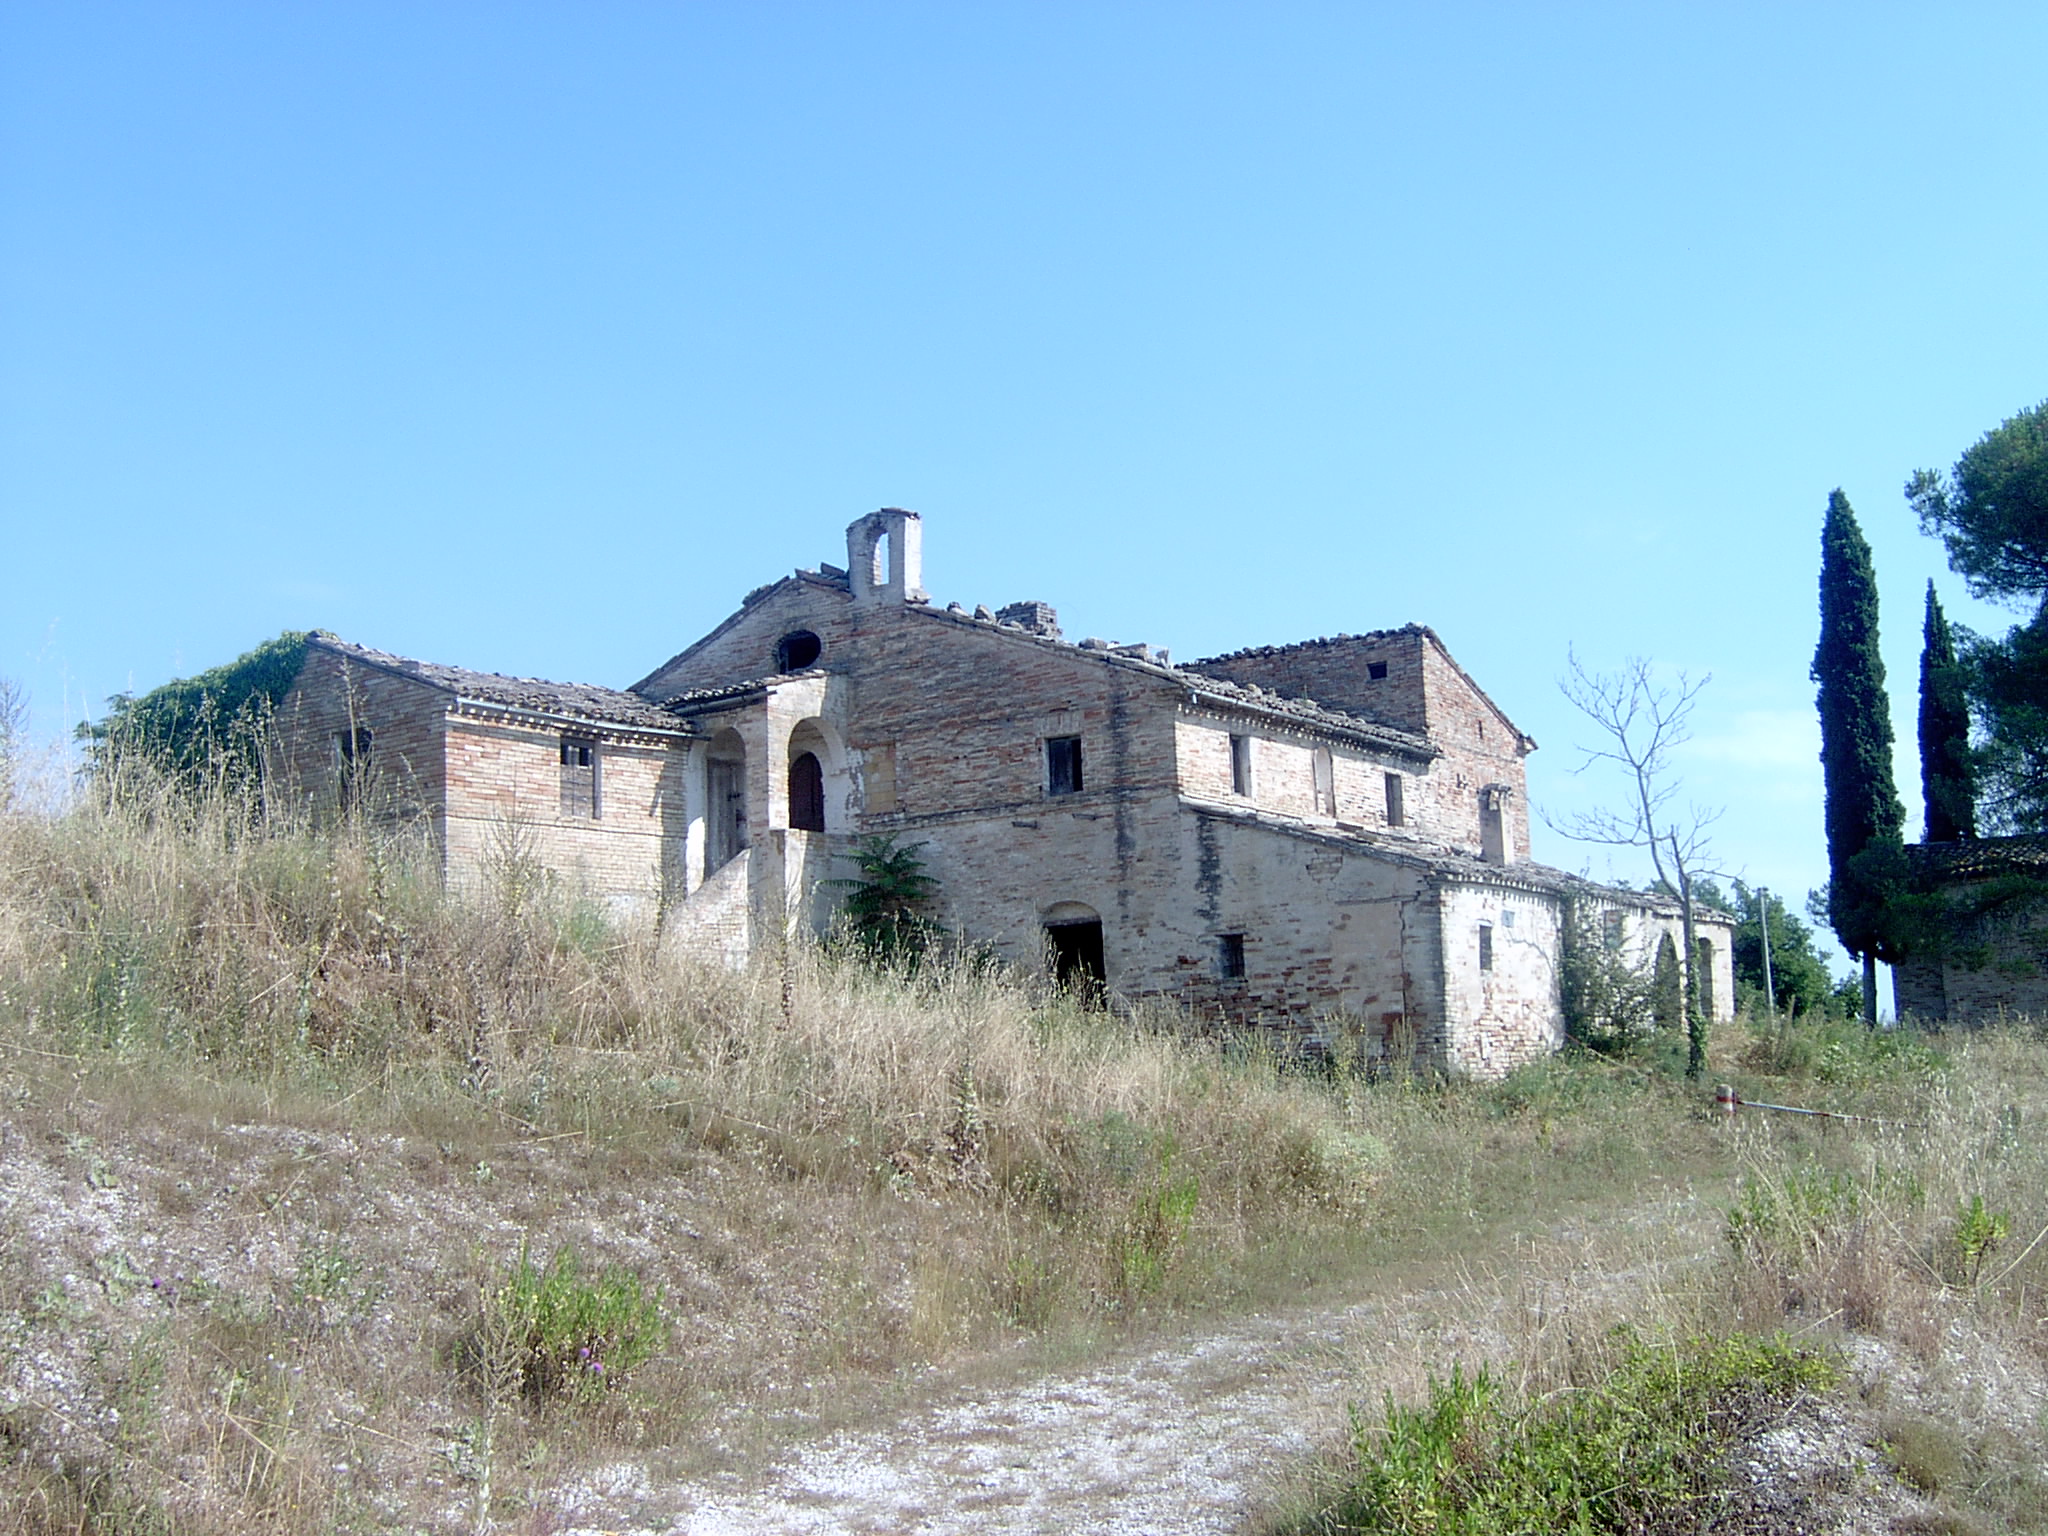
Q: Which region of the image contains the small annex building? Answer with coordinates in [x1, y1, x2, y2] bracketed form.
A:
[271, 509, 1733, 1078]
[1894, 835, 2048, 1024]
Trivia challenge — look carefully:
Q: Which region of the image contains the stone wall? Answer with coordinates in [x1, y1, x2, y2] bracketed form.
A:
[1894, 902, 2048, 1025]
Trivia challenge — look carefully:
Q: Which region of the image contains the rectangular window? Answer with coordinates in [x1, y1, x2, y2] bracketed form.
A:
[1478, 922, 1494, 972]
[865, 741, 898, 814]
[1601, 910, 1625, 951]
[1229, 733, 1253, 797]
[335, 727, 373, 811]
[560, 736, 600, 818]
[1218, 933, 1246, 980]
[1384, 772, 1405, 827]
[1047, 735, 1083, 796]
[1312, 747, 1336, 816]
[1367, 660, 1389, 681]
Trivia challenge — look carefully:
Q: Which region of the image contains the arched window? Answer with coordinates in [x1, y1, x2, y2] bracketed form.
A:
[776, 631, 822, 672]
[788, 751, 826, 832]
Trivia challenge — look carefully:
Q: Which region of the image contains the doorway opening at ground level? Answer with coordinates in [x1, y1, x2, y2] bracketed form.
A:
[1044, 917, 1106, 1005]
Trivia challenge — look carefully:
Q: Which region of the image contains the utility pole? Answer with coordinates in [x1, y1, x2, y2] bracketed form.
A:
[1758, 886, 1776, 1020]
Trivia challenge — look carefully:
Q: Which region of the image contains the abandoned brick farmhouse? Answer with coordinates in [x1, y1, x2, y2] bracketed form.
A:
[271, 509, 1733, 1079]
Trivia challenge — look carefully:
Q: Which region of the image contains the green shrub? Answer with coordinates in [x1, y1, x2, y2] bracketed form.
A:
[1315, 1334, 1836, 1534]
[477, 1243, 667, 1404]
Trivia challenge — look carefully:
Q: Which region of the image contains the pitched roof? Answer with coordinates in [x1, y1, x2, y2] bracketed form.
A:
[1189, 623, 1535, 749]
[308, 634, 689, 733]
[1182, 798, 1732, 920]
[1910, 834, 2048, 882]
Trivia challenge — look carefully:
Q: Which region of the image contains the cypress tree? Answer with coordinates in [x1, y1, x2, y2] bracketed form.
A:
[1652, 932, 1682, 1035]
[1811, 490, 1909, 1023]
[1918, 581, 1977, 843]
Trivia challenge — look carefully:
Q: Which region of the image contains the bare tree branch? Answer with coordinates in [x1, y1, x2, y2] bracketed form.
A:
[1544, 650, 1723, 1077]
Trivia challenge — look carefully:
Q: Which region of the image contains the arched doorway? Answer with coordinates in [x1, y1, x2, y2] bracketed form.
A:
[706, 730, 748, 870]
[1042, 901, 1106, 1004]
[788, 751, 825, 832]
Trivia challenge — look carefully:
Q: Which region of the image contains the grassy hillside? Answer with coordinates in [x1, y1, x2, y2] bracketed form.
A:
[3, 765, 2045, 1532]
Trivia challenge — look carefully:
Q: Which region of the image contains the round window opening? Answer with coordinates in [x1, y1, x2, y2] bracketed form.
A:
[776, 630, 823, 672]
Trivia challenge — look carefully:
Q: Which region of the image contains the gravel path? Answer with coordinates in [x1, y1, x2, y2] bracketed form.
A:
[551, 1203, 1723, 1535]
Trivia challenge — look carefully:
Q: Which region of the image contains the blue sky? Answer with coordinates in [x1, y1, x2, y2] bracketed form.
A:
[6, 4, 2046, 982]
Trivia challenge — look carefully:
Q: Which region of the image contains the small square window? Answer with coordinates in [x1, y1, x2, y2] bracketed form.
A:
[1367, 660, 1389, 681]
[1046, 735, 1083, 796]
[1501, 909, 1515, 928]
[1229, 734, 1253, 797]
[1218, 933, 1246, 980]
[1478, 922, 1494, 972]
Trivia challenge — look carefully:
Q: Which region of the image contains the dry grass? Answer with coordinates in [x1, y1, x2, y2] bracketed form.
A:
[14, 764, 2043, 1532]
[0, 766, 1464, 1530]
[1262, 1013, 2048, 1534]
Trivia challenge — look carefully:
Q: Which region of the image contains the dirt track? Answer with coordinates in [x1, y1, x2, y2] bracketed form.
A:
[552, 1200, 1724, 1535]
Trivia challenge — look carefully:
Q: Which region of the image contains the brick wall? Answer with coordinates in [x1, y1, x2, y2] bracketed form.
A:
[1413, 640, 1533, 861]
[440, 718, 684, 916]
[1187, 630, 1430, 732]
[1184, 629, 1533, 862]
[636, 578, 857, 699]
[1434, 881, 1565, 1076]
[271, 648, 449, 834]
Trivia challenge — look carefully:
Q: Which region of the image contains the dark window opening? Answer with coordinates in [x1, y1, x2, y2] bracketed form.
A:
[1229, 734, 1253, 796]
[1218, 932, 1246, 980]
[560, 736, 600, 818]
[1045, 920, 1106, 1004]
[336, 727, 373, 810]
[776, 630, 823, 672]
[708, 750, 748, 868]
[1047, 735, 1083, 796]
[1601, 910, 1624, 951]
[1478, 922, 1494, 972]
[1367, 660, 1389, 681]
[788, 751, 826, 832]
[1384, 772, 1405, 827]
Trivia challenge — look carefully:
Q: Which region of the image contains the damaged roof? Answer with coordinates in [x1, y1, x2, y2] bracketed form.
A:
[308, 634, 689, 732]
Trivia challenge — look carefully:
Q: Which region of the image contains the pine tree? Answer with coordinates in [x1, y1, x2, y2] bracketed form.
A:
[1811, 490, 1909, 1023]
[1918, 581, 1977, 843]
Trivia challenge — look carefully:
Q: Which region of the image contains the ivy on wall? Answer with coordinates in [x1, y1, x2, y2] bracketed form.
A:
[81, 631, 312, 787]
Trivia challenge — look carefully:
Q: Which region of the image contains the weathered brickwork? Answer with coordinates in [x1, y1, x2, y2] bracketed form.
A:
[1186, 627, 1536, 863]
[1894, 839, 2048, 1024]
[272, 638, 691, 916]
[270, 647, 450, 832]
[269, 513, 1732, 1081]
